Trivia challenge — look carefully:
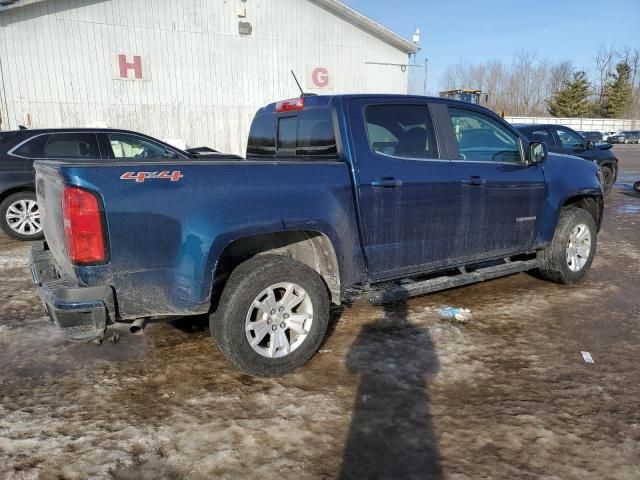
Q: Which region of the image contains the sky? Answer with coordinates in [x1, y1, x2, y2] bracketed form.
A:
[341, 0, 640, 95]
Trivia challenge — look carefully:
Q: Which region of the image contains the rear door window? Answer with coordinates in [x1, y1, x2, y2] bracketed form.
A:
[44, 133, 100, 158]
[364, 104, 438, 159]
[11, 135, 49, 158]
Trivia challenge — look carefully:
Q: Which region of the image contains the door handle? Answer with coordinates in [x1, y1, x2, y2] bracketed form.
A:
[371, 177, 403, 188]
[461, 176, 486, 186]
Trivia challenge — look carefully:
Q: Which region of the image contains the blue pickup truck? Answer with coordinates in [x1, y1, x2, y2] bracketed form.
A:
[30, 94, 604, 376]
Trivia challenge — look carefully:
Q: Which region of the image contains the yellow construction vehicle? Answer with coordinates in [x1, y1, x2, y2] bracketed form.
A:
[438, 89, 487, 105]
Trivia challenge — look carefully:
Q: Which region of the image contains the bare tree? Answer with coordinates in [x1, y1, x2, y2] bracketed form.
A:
[594, 43, 617, 102]
[438, 51, 555, 116]
[548, 60, 574, 96]
[437, 45, 640, 118]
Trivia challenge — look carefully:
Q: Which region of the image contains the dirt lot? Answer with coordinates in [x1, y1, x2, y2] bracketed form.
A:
[1, 146, 639, 480]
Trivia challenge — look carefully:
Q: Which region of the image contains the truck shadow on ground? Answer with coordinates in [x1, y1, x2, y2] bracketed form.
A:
[339, 296, 443, 480]
[165, 289, 443, 479]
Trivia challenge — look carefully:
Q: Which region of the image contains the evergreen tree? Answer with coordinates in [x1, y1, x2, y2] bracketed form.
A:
[547, 71, 590, 117]
[603, 62, 633, 118]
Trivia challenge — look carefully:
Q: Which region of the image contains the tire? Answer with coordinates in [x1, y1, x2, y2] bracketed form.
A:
[623, 138, 629, 144]
[0, 191, 44, 241]
[599, 165, 614, 196]
[210, 255, 330, 377]
[634, 181, 640, 193]
[536, 207, 597, 284]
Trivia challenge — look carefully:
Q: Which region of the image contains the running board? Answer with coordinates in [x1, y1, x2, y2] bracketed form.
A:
[367, 259, 539, 305]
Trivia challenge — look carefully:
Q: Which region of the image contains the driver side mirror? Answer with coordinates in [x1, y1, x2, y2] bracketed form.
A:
[529, 141, 548, 165]
[163, 151, 179, 159]
[586, 140, 594, 149]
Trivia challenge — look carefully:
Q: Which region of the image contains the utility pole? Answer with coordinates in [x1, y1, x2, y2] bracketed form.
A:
[423, 57, 429, 96]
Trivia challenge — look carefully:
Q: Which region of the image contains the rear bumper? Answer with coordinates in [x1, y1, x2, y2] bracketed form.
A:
[30, 243, 114, 341]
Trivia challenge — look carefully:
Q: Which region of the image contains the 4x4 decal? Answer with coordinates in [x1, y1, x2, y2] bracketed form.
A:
[120, 171, 183, 183]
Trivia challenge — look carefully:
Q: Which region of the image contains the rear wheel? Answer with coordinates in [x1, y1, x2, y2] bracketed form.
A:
[210, 255, 330, 377]
[599, 165, 614, 195]
[634, 181, 640, 193]
[0, 191, 44, 241]
[536, 207, 597, 284]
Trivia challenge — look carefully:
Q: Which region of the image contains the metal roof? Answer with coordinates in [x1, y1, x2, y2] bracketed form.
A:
[0, 0, 47, 11]
[311, 0, 418, 54]
[1, 0, 418, 54]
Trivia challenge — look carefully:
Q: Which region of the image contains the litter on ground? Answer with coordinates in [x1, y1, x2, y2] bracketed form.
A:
[438, 306, 472, 323]
[581, 351, 595, 364]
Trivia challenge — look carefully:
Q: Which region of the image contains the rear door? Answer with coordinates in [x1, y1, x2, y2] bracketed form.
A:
[42, 133, 101, 159]
[4, 133, 46, 181]
[347, 98, 461, 280]
[446, 106, 546, 256]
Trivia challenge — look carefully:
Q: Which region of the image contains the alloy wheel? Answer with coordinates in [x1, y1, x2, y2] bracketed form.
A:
[245, 282, 314, 358]
[566, 223, 591, 272]
[5, 199, 42, 237]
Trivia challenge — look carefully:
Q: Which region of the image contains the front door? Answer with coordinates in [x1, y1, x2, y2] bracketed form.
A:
[446, 106, 546, 257]
[553, 127, 595, 161]
[347, 98, 461, 280]
[526, 127, 557, 154]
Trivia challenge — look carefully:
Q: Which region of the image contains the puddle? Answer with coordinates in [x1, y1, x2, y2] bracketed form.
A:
[614, 202, 640, 214]
[616, 170, 640, 185]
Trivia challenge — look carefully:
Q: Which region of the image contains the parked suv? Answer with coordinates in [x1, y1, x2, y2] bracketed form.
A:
[608, 131, 640, 144]
[0, 128, 233, 241]
[577, 131, 603, 143]
[515, 124, 619, 194]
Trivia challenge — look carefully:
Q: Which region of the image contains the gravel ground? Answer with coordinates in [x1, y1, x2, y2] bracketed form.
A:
[1, 146, 639, 480]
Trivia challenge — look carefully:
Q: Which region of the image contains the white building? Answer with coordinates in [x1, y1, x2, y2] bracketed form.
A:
[0, 0, 417, 154]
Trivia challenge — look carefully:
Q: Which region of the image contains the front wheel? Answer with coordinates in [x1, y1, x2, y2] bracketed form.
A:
[599, 165, 615, 195]
[536, 207, 597, 284]
[0, 191, 44, 241]
[634, 181, 640, 193]
[211, 255, 330, 377]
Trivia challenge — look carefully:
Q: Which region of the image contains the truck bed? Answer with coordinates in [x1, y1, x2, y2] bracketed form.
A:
[35, 158, 363, 320]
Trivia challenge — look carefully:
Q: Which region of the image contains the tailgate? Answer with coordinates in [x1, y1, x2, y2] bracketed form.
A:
[34, 162, 75, 279]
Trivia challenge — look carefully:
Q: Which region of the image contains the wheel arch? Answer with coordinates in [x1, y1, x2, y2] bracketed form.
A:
[562, 194, 603, 231]
[0, 185, 36, 205]
[599, 159, 618, 176]
[211, 230, 342, 307]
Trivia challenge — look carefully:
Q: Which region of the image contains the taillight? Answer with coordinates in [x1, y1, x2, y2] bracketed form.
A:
[276, 97, 304, 112]
[62, 186, 107, 265]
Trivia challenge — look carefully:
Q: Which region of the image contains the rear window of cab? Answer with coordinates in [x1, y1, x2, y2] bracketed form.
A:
[247, 108, 337, 159]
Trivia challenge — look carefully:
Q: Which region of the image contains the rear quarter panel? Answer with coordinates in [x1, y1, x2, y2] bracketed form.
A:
[54, 161, 363, 319]
[0, 155, 35, 196]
